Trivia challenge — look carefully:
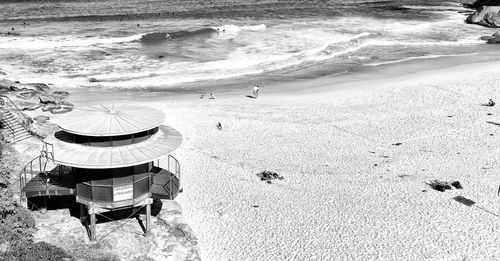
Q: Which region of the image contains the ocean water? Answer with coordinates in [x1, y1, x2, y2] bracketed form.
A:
[0, 0, 497, 92]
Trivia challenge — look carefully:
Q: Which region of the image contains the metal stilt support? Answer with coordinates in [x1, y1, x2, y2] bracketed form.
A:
[90, 213, 96, 241]
[79, 204, 85, 223]
[82, 197, 153, 241]
[20, 195, 27, 208]
[146, 203, 151, 236]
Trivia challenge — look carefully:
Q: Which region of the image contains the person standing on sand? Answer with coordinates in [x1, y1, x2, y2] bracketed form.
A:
[253, 85, 259, 99]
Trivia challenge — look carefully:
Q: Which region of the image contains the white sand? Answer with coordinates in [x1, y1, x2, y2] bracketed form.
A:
[15, 59, 500, 260]
[152, 61, 499, 260]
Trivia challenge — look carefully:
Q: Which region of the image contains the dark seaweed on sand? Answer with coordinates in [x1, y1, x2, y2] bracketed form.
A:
[256, 170, 284, 183]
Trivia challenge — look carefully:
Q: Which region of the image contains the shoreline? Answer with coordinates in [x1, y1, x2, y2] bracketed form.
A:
[62, 49, 500, 106]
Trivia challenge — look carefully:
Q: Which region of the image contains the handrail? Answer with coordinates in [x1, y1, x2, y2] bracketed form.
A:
[0, 95, 31, 130]
[167, 155, 180, 199]
[19, 155, 47, 198]
[42, 141, 55, 161]
[167, 154, 180, 182]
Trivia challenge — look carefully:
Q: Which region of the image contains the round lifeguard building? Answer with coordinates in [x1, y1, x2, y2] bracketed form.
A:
[19, 104, 182, 240]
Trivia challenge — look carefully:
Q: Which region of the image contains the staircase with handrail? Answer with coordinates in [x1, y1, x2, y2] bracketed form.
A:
[0, 95, 32, 143]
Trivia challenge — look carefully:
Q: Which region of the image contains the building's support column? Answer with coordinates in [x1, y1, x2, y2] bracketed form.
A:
[87, 204, 100, 241]
[90, 212, 96, 241]
[20, 193, 27, 208]
[85, 205, 111, 241]
[137, 197, 153, 236]
[79, 204, 85, 223]
[146, 203, 151, 235]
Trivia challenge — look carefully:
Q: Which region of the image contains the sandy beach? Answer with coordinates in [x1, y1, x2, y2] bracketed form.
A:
[22, 58, 494, 260]
[3, 1, 500, 260]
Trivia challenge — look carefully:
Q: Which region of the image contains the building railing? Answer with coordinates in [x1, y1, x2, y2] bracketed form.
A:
[151, 155, 181, 199]
[168, 154, 181, 199]
[42, 141, 55, 161]
[76, 175, 151, 203]
[166, 155, 181, 187]
[19, 155, 51, 205]
[20, 151, 181, 206]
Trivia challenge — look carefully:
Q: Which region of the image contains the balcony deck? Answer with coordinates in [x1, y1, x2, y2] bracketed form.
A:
[21, 155, 180, 204]
[150, 166, 180, 200]
[22, 172, 74, 198]
[22, 168, 180, 200]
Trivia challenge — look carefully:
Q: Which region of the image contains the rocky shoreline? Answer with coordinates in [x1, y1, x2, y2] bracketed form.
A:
[0, 78, 73, 142]
[464, 0, 500, 43]
[0, 79, 74, 115]
[466, 6, 500, 27]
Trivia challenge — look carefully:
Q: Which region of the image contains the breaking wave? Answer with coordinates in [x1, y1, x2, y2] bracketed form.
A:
[364, 52, 479, 66]
[0, 34, 143, 49]
[140, 28, 218, 44]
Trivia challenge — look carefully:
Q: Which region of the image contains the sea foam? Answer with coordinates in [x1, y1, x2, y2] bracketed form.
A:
[0, 34, 142, 49]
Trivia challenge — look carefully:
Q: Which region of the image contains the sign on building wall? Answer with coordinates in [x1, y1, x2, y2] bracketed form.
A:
[113, 184, 133, 201]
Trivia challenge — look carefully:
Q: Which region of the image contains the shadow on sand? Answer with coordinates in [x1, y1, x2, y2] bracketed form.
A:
[486, 121, 500, 127]
[453, 196, 499, 217]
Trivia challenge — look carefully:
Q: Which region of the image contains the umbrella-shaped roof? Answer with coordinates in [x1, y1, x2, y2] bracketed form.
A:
[43, 125, 182, 168]
[55, 104, 166, 136]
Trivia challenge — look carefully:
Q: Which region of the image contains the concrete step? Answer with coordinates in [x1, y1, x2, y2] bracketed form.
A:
[2, 117, 15, 122]
[16, 127, 30, 132]
[15, 135, 32, 143]
[13, 129, 29, 134]
[15, 135, 31, 141]
[15, 131, 30, 136]
[3, 120, 19, 126]
[13, 127, 28, 131]
[14, 131, 31, 137]
[16, 131, 31, 136]
[11, 122, 26, 127]
[6, 115, 21, 120]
